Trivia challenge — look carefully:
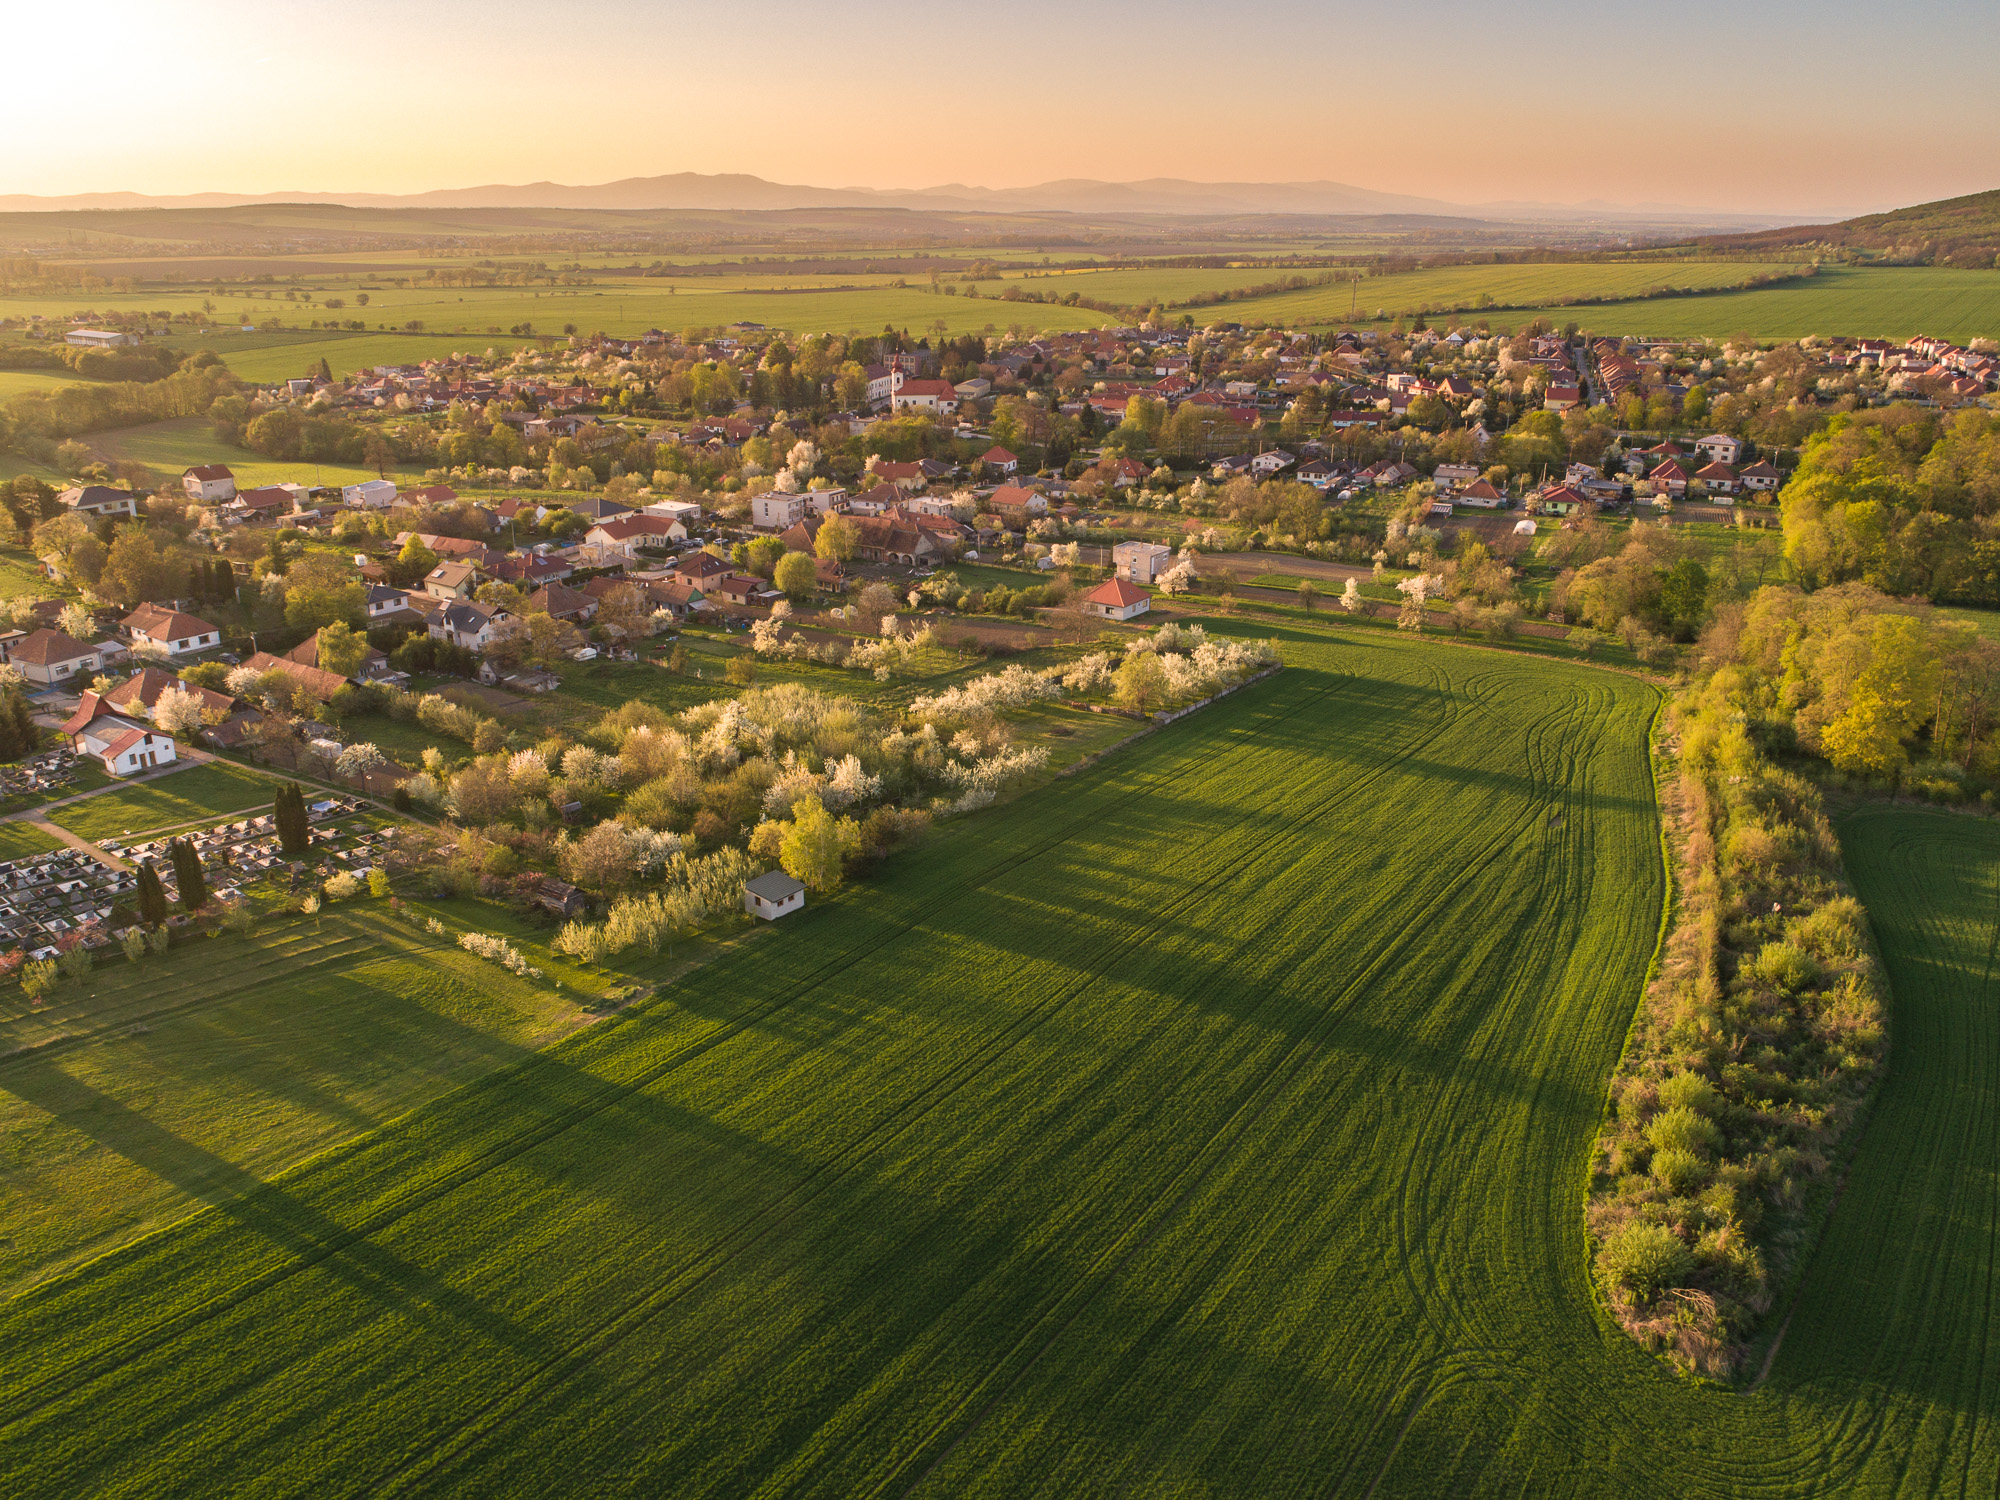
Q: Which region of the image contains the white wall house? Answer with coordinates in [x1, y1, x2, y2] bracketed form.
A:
[123, 604, 221, 658]
[343, 479, 399, 509]
[1113, 541, 1173, 585]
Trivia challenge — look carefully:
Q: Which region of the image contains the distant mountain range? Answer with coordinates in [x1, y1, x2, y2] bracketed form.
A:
[0, 172, 1802, 229]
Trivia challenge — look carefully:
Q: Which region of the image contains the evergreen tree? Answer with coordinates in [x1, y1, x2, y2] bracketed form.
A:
[169, 838, 208, 911]
[137, 859, 168, 927]
[276, 783, 309, 857]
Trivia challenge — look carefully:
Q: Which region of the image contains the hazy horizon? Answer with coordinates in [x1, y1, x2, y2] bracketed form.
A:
[6, 0, 1997, 219]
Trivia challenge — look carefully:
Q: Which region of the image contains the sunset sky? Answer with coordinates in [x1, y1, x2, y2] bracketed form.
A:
[8, 0, 1997, 217]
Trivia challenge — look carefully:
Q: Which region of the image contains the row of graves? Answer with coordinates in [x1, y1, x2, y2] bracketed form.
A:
[0, 846, 142, 959]
[99, 796, 391, 902]
[0, 798, 393, 961]
[0, 748, 82, 806]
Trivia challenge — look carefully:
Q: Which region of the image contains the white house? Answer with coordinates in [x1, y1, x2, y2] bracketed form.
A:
[60, 692, 176, 777]
[642, 499, 705, 527]
[744, 870, 806, 920]
[342, 479, 399, 509]
[1082, 578, 1151, 621]
[1113, 540, 1173, 585]
[9, 628, 101, 685]
[122, 603, 221, 658]
[57, 485, 138, 519]
[429, 601, 511, 652]
[1738, 460, 1783, 493]
[1250, 449, 1295, 477]
[751, 491, 808, 530]
[366, 584, 414, 620]
[180, 465, 237, 503]
[1694, 433, 1744, 466]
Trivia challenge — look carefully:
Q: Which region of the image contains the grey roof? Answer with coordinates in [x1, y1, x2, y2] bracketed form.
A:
[745, 870, 805, 901]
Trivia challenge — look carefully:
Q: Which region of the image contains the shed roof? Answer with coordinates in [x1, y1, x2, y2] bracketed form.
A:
[745, 870, 806, 901]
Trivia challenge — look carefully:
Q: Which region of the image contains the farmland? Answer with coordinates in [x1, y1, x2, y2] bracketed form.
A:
[0, 900, 605, 1295]
[10, 258, 1998, 381]
[1, 626, 1997, 1495]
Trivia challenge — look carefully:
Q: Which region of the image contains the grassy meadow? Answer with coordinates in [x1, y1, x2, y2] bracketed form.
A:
[84, 415, 413, 486]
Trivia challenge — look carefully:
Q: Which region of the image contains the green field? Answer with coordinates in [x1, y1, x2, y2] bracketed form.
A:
[84, 416, 412, 487]
[5, 630, 2000, 1495]
[0, 901, 602, 1294]
[0, 369, 86, 400]
[49, 762, 277, 843]
[1308, 263, 2000, 342]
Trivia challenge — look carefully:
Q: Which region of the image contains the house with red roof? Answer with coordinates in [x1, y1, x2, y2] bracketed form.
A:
[1694, 461, 1741, 496]
[1738, 460, 1782, 494]
[980, 446, 1019, 476]
[60, 691, 178, 777]
[1648, 459, 1690, 497]
[181, 465, 236, 503]
[1081, 578, 1151, 621]
[9, 628, 102, 686]
[101, 667, 233, 723]
[122, 603, 221, 659]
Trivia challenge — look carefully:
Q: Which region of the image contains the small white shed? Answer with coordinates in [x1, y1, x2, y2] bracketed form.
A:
[744, 870, 806, 921]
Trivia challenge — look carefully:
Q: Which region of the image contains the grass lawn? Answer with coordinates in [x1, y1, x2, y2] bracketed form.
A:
[49, 762, 277, 843]
[330, 711, 456, 769]
[0, 821, 64, 861]
[0, 899, 609, 1295]
[85, 417, 418, 488]
[0, 545, 54, 597]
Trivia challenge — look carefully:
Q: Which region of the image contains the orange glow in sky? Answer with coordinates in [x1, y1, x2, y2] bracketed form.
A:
[4, 0, 1997, 217]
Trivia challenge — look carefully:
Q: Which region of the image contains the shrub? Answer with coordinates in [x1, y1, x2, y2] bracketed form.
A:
[21, 958, 56, 1000]
[1598, 1222, 1694, 1303]
[119, 928, 146, 963]
[324, 871, 362, 900]
[1647, 1105, 1724, 1158]
[1652, 1147, 1708, 1196]
[1656, 1072, 1723, 1118]
[1749, 940, 1820, 993]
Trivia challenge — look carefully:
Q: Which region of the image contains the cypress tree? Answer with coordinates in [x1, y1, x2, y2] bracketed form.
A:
[169, 838, 208, 911]
[276, 783, 308, 858]
[137, 859, 167, 927]
[13, 691, 39, 758]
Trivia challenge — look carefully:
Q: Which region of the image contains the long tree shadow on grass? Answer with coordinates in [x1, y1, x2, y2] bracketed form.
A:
[0, 1059, 550, 1362]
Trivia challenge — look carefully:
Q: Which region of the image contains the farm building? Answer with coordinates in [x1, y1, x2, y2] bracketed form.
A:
[744, 871, 806, 920]
[1083, 579, 1151, 621]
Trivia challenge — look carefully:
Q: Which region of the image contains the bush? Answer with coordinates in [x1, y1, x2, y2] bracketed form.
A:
[1647, 1105, 1724, 1158]
[1598, 1223, 1695, 1302]
[1656, 1072, 1722, 1118]
[1651, 1147, 1708, 1196]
